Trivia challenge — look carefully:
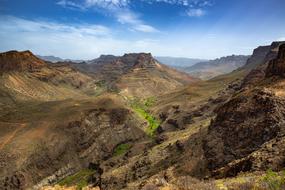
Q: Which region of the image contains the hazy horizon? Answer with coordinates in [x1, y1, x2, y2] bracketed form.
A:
[1, 0, 285, 60]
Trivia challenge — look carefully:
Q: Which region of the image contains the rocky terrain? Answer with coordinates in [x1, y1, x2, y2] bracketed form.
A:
[71, 53, 198, 98]
[0, 41, 285, 190]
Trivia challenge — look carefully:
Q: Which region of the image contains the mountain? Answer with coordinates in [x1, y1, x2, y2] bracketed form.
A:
[0, 51, 148, 189]
[204, 43, 285, 178]
[185, 55, 250, 80]
[1, 43, 285, 190]
[0, 50, 100, 102]
[155, 56, 206, 68]
[1, 50, 46, 72]
[36, 55, 64, 63]
[241, 41, 285, 87]
[72, 53, 199, 98]
[37, 55, 84, 63]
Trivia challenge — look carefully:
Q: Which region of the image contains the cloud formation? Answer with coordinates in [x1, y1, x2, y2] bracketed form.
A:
[186, 8, 206, 17]
[0, 16, 165, 59]
[56, 0, 212, 33]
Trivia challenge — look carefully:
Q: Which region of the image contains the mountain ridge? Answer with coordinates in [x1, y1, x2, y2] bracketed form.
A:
[0, 50, 46, 72]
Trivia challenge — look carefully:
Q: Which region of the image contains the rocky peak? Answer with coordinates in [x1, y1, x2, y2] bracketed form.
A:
[242, 45, 271, 70]
[120, 53, 156, 69]
[134, 53, 157, 68]
[0, 50, 46, 72]
[266, 44, 285, 77]
[96, 55, 118, 63]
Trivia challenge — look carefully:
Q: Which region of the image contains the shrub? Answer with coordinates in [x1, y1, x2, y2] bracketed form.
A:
[262, 170, 285, 190]
[113, 143, 131, 156]
[58, 169, 96, 190]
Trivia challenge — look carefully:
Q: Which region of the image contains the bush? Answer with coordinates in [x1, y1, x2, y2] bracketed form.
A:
[113, 143, 131, 156]
[58, 169, 96, 190]
[262, 170, 285, 190]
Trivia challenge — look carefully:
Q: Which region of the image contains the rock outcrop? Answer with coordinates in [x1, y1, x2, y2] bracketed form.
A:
[0, 50, 46, 72]
[266, 44, 285, 77]
[204, 42, 285, 178]
[242, 41, 285, 87]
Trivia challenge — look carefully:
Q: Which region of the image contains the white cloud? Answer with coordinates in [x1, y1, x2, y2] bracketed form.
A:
[0, 15, 268, 60]
[133, 24, 159, 33]
[116, 11, 159, 32]
[57, 0, 159, 33]
[0, 16, 163, 59]
[186, 8, 206, 17]
[56, 0, 213, 32]
[143, 0, 213, 7]
[56, 0, 87, 10]
[85, 0, 130, 9]
[1, 16, 111, 37]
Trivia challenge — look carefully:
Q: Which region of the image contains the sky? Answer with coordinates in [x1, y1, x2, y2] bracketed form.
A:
[0, 0, 285, 60]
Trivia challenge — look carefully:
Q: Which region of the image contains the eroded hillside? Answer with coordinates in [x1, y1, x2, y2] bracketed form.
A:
[1, 43, 285, 190]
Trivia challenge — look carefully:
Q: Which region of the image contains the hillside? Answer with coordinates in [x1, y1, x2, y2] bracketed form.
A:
[1, 42, 285, 190]
[185, 55, 250, 80]
[0, 51, 101, 102]
[204, 43, 285, 179]
[72, 53, 199, 98]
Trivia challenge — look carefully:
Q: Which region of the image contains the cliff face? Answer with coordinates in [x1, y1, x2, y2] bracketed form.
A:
[241, 41, 285, 87]
[242, 45, 271, 70]
[0, 50, 46, 72]
[203, 42, 285, 178]
[266, 44, 285, 77]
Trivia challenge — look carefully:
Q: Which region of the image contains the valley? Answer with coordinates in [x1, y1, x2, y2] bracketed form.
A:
[0, 41, 285, 190]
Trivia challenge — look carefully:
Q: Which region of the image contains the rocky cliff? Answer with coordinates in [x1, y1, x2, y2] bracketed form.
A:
[0, 50, 46, 72]
[266, 44, 285, 77]
[204, 42, 285, 178]
[241, 41, 285, 87]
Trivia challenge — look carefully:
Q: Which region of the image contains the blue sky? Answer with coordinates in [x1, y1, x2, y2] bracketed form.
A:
[0, 0, 285, 59]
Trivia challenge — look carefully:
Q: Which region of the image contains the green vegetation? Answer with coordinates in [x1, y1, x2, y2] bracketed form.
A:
[58, 169, 96, 190]
[144, 97, 157, 107]
[130, 97, 160, 137]
[113, 143, 131, 156]
[262, 170, 285, 190]
[134, 106, 160, 136]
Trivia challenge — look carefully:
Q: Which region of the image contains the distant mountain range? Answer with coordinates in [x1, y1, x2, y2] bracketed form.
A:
[155, 56, 206, 67]
[36, 54, 253, 80]
[185, 55, 250, 80]
[36, 55, 84, 63]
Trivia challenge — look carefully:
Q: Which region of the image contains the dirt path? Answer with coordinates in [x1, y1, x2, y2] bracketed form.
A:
[0, 123, 26, 150]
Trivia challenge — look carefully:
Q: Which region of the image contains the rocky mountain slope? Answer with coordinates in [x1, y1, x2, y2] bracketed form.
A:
[71, 53, 198, 98]
[185, 55, 250, 80]
[1, 42, 285, 190]
[0, 51, 149, 189]
[0, 54, 100, 105]
[0, 50, 46, 72]
[204, 43, 285, 178]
